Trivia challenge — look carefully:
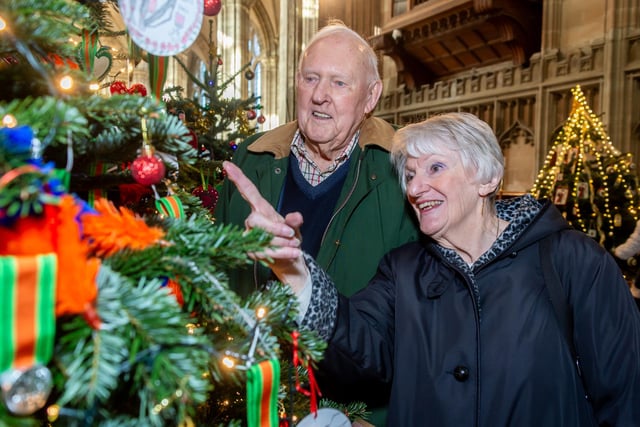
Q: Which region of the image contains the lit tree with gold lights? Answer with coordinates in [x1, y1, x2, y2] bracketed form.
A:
[530, 85, 640, 252]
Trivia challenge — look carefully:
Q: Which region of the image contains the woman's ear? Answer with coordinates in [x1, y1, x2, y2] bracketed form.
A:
[479, 176, 501, 197]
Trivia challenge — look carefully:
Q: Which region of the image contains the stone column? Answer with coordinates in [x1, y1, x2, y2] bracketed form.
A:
[601, 0, 635, 151]
[218, 0, 254, 99]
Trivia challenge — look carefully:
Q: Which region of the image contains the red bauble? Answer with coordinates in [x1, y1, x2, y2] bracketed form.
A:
[192, 184, 219, 214]
[131, 154, 166, 186]
[203, 0, 222, 16]
[110, 80, 128, 95]
[246, 109, 257, 120]
[110, 81, 148, 96]
[257, 114, 266, 124]
[128, 83, 148, 96]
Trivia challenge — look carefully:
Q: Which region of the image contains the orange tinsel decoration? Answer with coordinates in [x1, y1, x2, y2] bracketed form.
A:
[0, 195, 100, 318]
[81, 198, 166, 257]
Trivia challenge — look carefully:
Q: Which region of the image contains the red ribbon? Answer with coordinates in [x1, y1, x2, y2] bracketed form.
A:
[292, 330, 321, 416]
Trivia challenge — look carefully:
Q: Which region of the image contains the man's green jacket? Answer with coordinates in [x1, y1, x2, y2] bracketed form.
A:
[215, 116, 419, 298]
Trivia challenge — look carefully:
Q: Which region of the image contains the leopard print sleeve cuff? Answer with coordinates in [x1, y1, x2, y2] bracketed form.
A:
[299, 253, 338, 341]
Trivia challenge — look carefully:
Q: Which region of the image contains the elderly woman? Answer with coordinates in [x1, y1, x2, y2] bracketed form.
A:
[223, 112, 640, 426]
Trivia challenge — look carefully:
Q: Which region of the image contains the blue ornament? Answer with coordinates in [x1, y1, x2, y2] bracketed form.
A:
[0, 125, 34, 157]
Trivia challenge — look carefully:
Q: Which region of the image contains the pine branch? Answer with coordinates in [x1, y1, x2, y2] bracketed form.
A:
[54, 266, 213, 425]
[1, 0, 96, 55]
[0, 96, 89, 149]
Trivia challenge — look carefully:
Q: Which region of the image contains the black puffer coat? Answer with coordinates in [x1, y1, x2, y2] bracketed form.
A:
[302, 195, 640, 426]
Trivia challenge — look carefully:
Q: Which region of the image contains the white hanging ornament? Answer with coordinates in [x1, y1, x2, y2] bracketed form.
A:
[118, 0, 203, 56]
[296, 408, 351, 427]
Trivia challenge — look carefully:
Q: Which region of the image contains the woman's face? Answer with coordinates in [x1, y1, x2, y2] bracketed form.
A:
[404, 146, 485, 243]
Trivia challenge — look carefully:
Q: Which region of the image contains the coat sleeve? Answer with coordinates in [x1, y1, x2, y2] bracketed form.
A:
[214, 138, 252, 224]
[301, 251, 398, 384]
[559, 230, 640, 425]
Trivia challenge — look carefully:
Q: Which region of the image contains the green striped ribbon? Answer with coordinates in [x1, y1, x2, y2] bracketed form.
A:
[246, 359, 280, 427]
[87, 162, 105, 208]
[0, 254, 57, 372]
[155, 195, 184, 219]
[78, 29, 98, 75]
[148, 54, 168, 101]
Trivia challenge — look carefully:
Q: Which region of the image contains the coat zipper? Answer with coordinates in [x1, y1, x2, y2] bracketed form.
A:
[318, 151, 364, 267]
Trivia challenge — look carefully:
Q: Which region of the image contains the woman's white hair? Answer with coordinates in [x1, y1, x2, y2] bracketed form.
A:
[391, 112, 504, 199]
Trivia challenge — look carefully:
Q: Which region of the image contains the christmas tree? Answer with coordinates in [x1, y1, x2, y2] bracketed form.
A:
[165, 17, 264, 207]
[530, 85, 640, 263]
[0, 1, 330, 426]
[166, 18, 262, 163]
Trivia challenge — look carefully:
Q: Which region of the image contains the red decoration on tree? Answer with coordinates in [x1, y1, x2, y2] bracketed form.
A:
[246, 109, 257, 120]
[192, 185, 219, 214]
[109, 80, 128, 95]
[82, 304, 102, 330]
[165, 279, 184, 306]
[128, 83, 148, 96]
[186, 129, 201, 151]
[48, 53, 79, 69]
[292, 330, 322, 416]
[203, 0, 222, 16]
[130, 147, 166, 186]
[109, 81, 148, 97]
[257, 114, 266, 124]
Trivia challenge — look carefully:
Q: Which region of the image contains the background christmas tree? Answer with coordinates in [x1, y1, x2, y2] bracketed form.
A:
[165, 17, 264, 208]
[0, 1, 331, 426]
[530, 85, 640, 276]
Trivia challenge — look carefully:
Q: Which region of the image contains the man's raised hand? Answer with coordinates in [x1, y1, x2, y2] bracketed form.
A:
[222, 161, 308, 291]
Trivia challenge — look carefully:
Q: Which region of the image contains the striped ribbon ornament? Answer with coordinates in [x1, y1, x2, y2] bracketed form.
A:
[87, 162, 105, 208]
[0, 254, 57, 372]
[78, 29, 98, 75]
[155, 195, 184, 219]
[147, 54, 168, 101]
[246, 359, 281, 427]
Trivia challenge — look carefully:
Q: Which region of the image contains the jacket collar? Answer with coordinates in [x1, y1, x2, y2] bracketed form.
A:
[247, 116, 396, 159]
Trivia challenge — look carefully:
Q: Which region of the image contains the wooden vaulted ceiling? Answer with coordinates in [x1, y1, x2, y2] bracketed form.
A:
[370, 0, 543, 90]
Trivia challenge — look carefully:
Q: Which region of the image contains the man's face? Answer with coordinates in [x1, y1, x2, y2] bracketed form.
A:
[295, 34, 379, 151]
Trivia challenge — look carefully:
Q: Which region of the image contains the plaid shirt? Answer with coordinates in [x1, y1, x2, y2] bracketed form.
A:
[290, 130, 360, 186]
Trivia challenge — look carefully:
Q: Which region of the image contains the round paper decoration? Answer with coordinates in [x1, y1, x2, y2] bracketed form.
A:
[118, 0, 203, 56]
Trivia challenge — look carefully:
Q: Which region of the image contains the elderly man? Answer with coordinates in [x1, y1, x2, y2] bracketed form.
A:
[215, 21, 418, 426]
